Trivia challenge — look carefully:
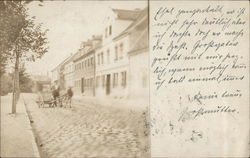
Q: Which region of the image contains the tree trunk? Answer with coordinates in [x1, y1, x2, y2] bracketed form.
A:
[12, 52, 19, 114]
[12, 69, 16, 114]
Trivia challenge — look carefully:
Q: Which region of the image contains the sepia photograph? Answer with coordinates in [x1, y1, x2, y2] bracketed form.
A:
[2, 0, 249, 157]
[0, 0, 150, 157]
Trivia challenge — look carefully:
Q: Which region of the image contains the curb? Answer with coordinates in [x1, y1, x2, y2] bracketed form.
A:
[21, 94, 41, 158]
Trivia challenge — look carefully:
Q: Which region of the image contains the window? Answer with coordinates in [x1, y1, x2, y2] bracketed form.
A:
[97, 54, 100, 65]
[107, 49, 110, 64]
[102, 75, 105, 88]
[91, 57, 94, 66]
[114, 46, 118, 61]
[109, 25, 112, 35]
[113, 73, 118, 88]
[119, 43, 123, 59]
[105, 28, 108, 38]
[96, 76, 100, 87]
[90, 78, 93, 88]
[101, 53, 104, 64]
[121, 71, 126, 87]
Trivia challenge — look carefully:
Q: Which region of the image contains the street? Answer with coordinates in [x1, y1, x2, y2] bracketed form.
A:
[22, 93, 150, 157]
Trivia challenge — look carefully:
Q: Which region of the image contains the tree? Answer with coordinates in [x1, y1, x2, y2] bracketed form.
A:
[0, 73, 13, 96]
[0, 1, 48, 113]
[17, 64, 33, 93]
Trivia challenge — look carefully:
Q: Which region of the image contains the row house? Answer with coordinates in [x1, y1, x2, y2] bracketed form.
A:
[95, 8, 142, 98]
[51, 54, 75, 91]
[63, 54, 76, 89]
[73, 36, 102, 96]
[51, 7, 149, 100]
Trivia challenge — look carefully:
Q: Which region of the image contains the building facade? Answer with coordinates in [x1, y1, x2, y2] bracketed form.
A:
[63, 58, 74, 89]
[51, 7, 148, 100]
[127, 8, 149, 99]
[51, 65, 60, 86]
[95, 8, 141, 98]
[73, 36, 102, 96]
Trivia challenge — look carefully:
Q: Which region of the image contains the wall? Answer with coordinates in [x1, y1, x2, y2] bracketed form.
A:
[129, 50, 149, 99]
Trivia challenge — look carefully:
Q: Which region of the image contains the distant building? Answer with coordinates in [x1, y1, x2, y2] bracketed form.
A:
[51, 54, 75, 91]
[51, 65, 60, 86]
[31, 75, 51, 93]
[63, 56, 75, 89]
[95, 8, 142, 98]
[73, 36, 102, 96]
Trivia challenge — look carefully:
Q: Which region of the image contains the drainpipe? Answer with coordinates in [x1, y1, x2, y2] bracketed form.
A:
[93, 50, 96, 97]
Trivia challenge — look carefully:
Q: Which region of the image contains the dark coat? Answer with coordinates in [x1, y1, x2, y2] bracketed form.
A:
[52, 89, 59, 98]
[67, 88, 73, 97]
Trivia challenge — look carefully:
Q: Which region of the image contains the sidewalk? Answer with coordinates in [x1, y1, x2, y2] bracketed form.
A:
[0, 93, 40, 157]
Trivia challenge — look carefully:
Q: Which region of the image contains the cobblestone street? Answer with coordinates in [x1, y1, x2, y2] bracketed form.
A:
[22, 93, 150, 157]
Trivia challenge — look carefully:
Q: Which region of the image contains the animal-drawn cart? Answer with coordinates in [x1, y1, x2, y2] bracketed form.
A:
[36, 89, 55, 108]
[36, 90, 72, 108]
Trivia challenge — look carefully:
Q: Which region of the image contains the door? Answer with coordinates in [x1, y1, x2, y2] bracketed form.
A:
[106, 74, 110, 95]
[81, 78, 84, 93]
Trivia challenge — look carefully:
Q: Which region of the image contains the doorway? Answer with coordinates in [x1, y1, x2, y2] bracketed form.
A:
[106, 74, 110, 95]
[81, 78, 84, 93]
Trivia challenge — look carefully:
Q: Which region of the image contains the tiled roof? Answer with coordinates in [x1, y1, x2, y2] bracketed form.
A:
[113, 7, 148, 41]
[112, 8, 141, 21]
[128, 27, 148, 55]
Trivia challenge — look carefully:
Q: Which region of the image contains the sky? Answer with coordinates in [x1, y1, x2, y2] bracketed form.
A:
[25, 0, 147, 76]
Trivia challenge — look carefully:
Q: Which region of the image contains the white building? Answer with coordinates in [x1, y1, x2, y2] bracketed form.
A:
[63, 56, 75, 89]
[95, 8, 141, 98]
[127, 8, 149, 99]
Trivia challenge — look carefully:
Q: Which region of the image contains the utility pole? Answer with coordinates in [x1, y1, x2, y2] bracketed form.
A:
[93, 49, 96, 97]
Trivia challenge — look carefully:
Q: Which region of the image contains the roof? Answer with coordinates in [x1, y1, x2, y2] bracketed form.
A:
[73, 40, 102, 62]
[112, 8, 141, 21]
[128, 27, 148, 55]
[113, 7, 148, 41]
[64, 52, 78, 65]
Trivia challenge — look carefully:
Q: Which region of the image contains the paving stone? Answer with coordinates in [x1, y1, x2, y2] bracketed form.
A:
[23, 93, 150, 157]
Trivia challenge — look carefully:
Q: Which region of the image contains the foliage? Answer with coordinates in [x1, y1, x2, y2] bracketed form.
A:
[0, 66, 34, 96]
[0, 73, 13, 96]
[18, 66, 33, 93]
[0, 1, 48, 75]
